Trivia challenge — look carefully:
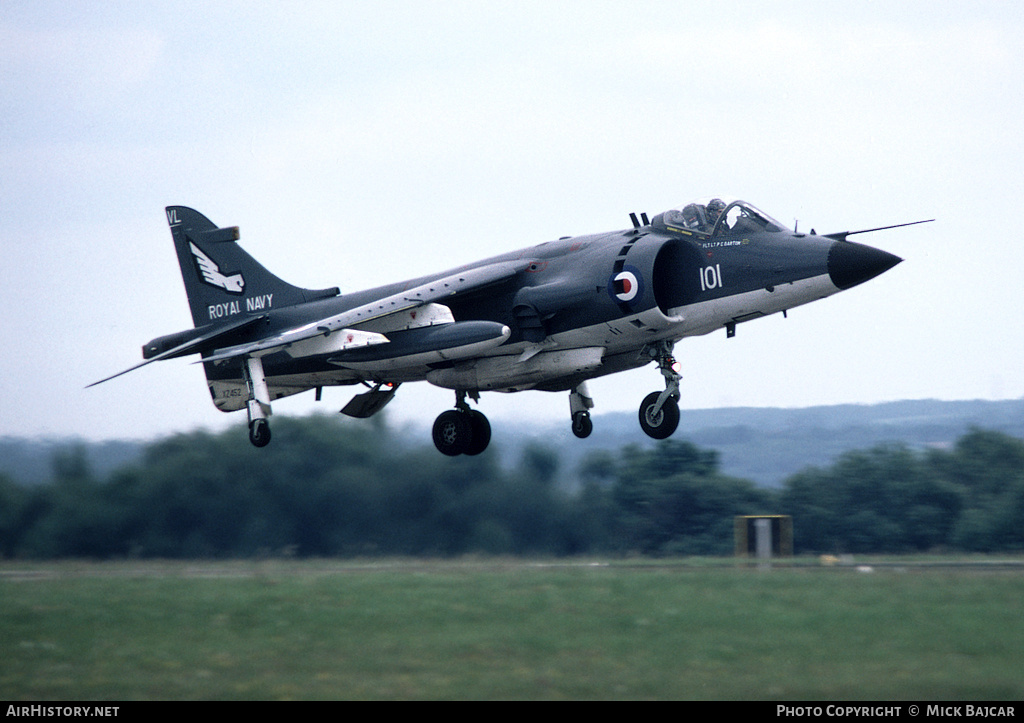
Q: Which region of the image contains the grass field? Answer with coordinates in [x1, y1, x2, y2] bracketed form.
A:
[2, 558, 1023, 700]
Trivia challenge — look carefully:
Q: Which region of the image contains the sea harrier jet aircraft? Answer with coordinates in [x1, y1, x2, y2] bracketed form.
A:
[91, 199, 927, 455]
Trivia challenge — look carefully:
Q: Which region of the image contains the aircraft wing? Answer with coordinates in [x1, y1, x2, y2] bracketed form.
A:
[87, 314, 268, 387]
[199, 260, 525, 364]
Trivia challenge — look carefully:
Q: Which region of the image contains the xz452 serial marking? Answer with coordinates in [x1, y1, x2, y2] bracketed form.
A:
[700, 264, 724, 291]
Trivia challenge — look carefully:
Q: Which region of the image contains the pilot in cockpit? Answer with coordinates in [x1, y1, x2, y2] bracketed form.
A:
[679, 204, 702, 230]
[674, 202, 715, 233]
[705, 198, 726, 231]
[664, 197, 740, 234]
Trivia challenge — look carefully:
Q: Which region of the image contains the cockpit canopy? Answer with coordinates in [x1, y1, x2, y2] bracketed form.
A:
[656, 197, 787, 237]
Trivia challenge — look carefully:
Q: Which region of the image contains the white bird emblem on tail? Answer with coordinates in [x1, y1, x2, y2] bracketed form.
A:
[190, 242, 245, 294]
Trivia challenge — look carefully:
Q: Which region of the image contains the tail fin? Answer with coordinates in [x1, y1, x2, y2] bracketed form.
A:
[165, 206, 339, 327]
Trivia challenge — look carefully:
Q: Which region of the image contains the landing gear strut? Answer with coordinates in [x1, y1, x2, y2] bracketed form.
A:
[638, 341, 681, 440]
[243, 356, 273, 447]
[432, 390, 491, 456]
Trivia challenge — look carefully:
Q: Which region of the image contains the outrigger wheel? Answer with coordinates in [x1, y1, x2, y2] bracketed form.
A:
[249, 418, 272, 448]
[569, 383, 595, 439]
[571, 411, 593, 439]
[243, 357, 273, 448]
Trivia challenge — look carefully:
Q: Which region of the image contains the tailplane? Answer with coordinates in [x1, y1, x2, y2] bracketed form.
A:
[166, 206, 338, 327]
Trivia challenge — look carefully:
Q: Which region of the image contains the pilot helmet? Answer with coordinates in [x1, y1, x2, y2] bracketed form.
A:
[706, 198, 726, 223]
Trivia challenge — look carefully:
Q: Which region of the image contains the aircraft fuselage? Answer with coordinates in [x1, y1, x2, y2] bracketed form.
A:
[93, 199, 914, 453]
[203, 211, 897, 407]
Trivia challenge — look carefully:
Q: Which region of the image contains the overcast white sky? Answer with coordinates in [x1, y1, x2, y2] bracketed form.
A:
[3, 1, 1023, 442]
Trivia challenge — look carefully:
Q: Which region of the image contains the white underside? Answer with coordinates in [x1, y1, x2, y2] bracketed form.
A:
[209, 273, 840, 411]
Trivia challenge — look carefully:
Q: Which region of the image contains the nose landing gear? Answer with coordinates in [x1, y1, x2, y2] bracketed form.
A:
[639, 391, 679, 439]
[638, 341, 681, 440]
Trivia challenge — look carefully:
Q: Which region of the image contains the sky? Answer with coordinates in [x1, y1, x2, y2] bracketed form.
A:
[3, 0, 1023, 442]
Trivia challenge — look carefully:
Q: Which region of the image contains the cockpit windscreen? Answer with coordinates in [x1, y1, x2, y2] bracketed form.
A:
[659, 197, 786, 237]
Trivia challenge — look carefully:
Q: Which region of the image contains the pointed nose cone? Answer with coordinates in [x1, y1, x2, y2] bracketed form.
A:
[828, 241, 903, 290]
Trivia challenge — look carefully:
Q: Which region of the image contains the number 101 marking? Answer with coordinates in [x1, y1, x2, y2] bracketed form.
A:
[700, 264, 723, 291]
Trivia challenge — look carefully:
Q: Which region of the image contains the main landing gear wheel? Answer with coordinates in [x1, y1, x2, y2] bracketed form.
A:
[571, 411, 593, 439]
[249, 418, 272, 448]
[639, 392, 679, 439]
[433, 410, 469, 456]
[465, 410, 491, 456]
[432, 406, 492, 457]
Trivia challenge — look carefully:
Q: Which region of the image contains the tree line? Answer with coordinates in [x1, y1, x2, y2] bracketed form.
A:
[1, 415, 1022, 558]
